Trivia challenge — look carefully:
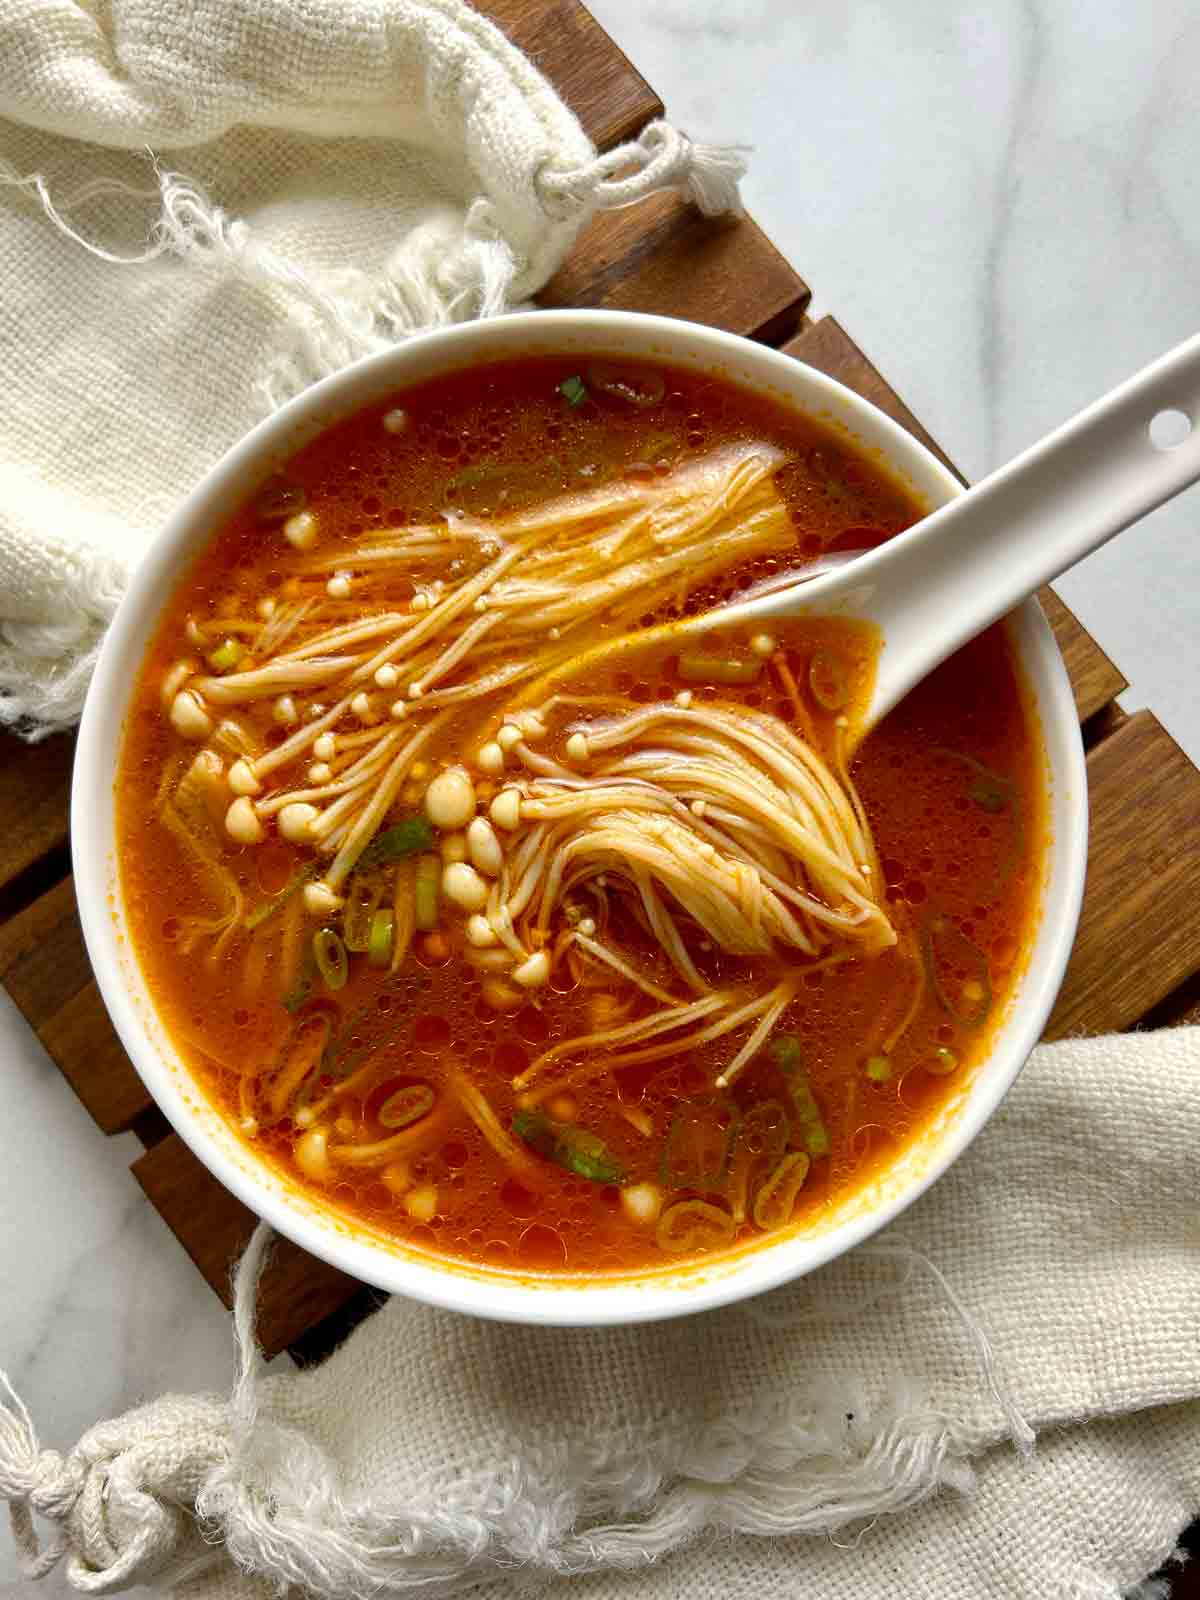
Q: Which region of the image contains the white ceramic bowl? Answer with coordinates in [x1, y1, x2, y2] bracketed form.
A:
[73, 311, 1088, 1325]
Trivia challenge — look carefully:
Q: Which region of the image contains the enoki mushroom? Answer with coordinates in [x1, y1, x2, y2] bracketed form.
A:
[157, 443, 895, 1096]
[461, 698, 893, 1099]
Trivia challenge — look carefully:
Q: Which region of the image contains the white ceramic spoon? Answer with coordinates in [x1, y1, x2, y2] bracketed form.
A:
[710, 333, 1200, 738]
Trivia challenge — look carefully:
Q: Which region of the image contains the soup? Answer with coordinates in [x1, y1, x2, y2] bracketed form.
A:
[117, 356, 1043, 1277]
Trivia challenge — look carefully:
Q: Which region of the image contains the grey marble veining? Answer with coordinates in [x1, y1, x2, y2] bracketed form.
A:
[3, 4, 1199, 1593]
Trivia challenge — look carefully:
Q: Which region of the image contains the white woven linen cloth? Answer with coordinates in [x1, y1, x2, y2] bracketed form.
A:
[0, 0, 741, 737]
[3, 1029, 1199, 1599]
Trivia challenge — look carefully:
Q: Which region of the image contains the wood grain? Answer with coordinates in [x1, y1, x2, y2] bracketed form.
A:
[782, 315, 961, 478]
[0, 877, 150, 1133]
[1039, 589, 1128, 725]
[0, 730, 75, 900]
[132, 1135, 363, 1359]
[538, 194, 809, 344]
[485, 0, 660, 150]
[781, 317, 1127, 724]
[1046, 711, 1200, 1038]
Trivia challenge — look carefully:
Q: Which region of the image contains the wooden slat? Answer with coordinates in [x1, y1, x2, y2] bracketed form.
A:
[486, 0, 660, 150]
[782, 315, 961, 478]
[1039, 589, 1128, 725]
[0, 877, 87, 1007]
[132, 1135, 362, 1359]
[0, 729, 74, 897]
[1045, 711, 1200, 1038]
[0, 878, 150, 1133]
[539, 194, 809, 345]
[781, 316, 1127, 724]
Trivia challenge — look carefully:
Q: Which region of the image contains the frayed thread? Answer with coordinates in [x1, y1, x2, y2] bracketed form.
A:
[741, 1241, 1034, 1456]
[0, 1223, 1035, 1598]
[0, 541, 130, 739]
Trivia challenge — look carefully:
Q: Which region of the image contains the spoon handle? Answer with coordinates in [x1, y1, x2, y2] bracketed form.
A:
[841, 332, 1200, 727]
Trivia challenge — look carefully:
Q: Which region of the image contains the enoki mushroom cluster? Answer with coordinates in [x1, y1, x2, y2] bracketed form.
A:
[155, 445, 894, 1105]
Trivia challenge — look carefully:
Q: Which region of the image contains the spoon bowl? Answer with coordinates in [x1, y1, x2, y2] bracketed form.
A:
[711, 331, 1200, 740]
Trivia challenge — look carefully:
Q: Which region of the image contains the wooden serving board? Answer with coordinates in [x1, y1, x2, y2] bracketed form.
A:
[3, 1, 1198, 1584]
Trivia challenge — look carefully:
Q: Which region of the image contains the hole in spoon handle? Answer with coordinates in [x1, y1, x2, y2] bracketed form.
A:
[1149, 409, 1193, 451]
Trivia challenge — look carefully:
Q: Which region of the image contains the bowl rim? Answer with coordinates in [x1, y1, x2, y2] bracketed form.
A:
[72, 309, 1088, 1326]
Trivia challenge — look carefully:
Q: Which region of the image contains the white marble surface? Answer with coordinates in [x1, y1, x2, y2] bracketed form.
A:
[3, 3, 1199, 1593]
[591, 0, 1200, 754]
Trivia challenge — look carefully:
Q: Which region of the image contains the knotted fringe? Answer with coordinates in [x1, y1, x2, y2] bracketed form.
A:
[537, 120, 748, 218]
[0, 1223, 1035, 1597]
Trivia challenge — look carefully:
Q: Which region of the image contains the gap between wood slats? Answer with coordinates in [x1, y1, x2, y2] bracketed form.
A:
[1141, 968, 1200, 1032]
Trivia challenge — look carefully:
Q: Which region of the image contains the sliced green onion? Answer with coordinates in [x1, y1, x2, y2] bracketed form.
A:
[677, 651, 762, 685]
[282, 944, 316, 1013]
[727, 1100, 789, 1222]
[808, 650, 848, 710]
[314, 1003, 394, 1090]
[930, 1046, 960, 1075]
[769, 1034, 804, 1073]
[655, 1199, 735, 1256]
[558, 375, 587, 408]
[512, 1110, 624, 1184]
[414, 852, 441, 932]
[246, 860, 319, 930]
[368, 909, 394, 967]
[585, 362, 666, 409]
[969, 774, 1008, 813]
[208, 638, 245, 674]
[378, 1083, 435, 1129]
[736, 1100, 790, 1164]
[803, 1124, 831, 1158]
[936, 749, 1013, 813]
[778, 1059, 818, 1122]
[312, 927, 348, 991]
[752, 1151, 811, 1232]
[446, 462, 501, 494]
[445, 459, 558, 514]
[921, 914, 993, 1028]
[864, 1054, 893, 1082]
[342, 870, 386, 952]
[661, 1098, 738, 1189]
[254, 476, 307, 525]
[934, 750, 1024, 901]
[770, 1035, 831, 1159]
[358, 816, 436, 869]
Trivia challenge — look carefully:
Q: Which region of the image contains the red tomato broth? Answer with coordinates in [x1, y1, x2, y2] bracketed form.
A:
[116, 355, 1044, 1278]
